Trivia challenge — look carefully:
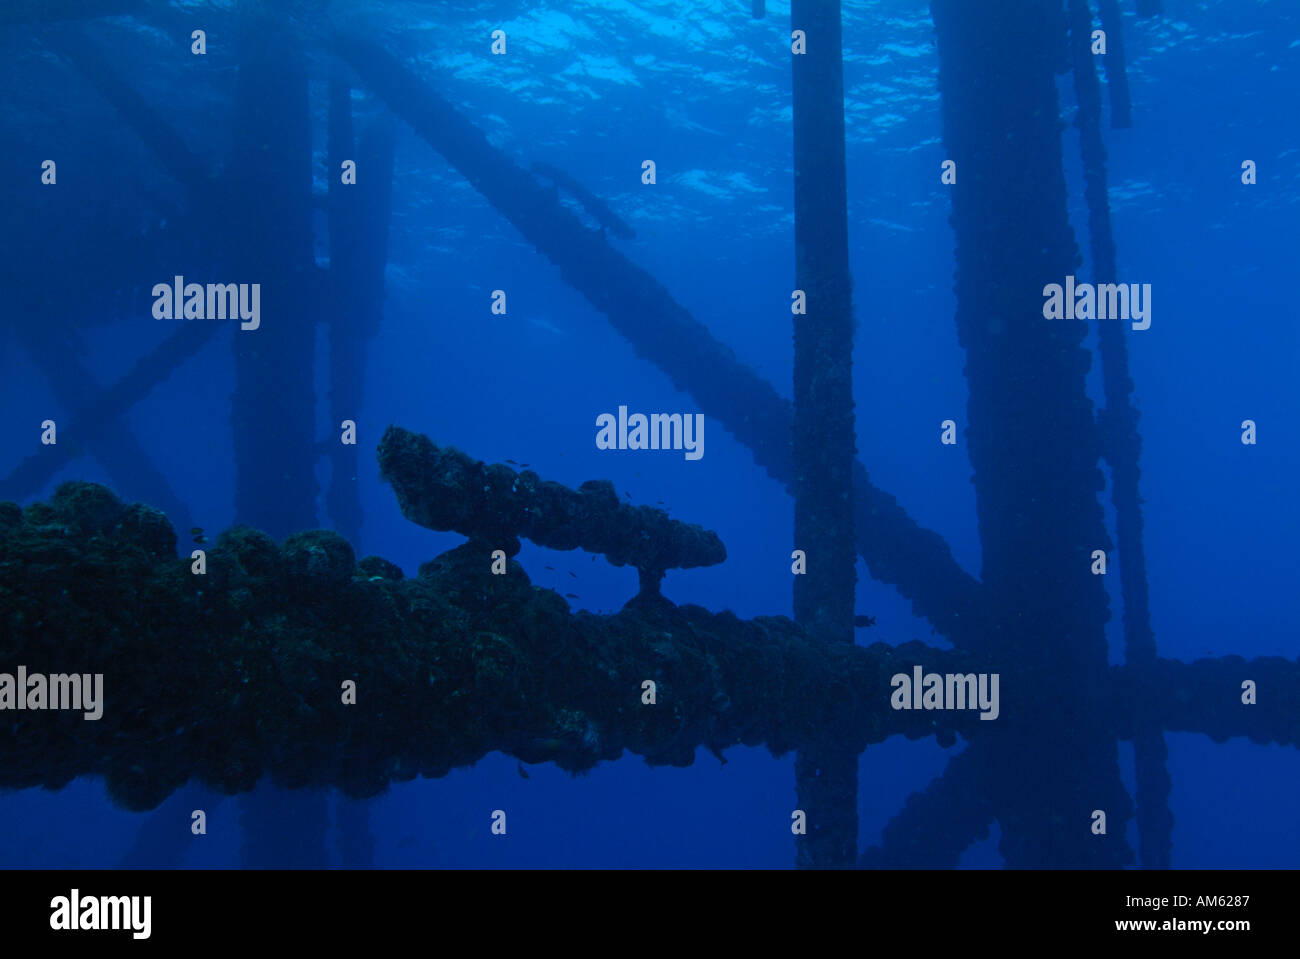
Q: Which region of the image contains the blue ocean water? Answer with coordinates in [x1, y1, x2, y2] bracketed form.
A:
[0, 0, 1296, 868]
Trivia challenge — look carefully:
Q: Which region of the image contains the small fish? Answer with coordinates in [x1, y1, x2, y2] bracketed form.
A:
[505, 459, 519, 465]
[193, 535, 207, 545]
[190, 526, 204, 535]
[853, 615, 876, 628]
[517, 762, 530, 779]
[520, 463, 530, 468]
[545, 565, 555, 570]
[565, 592, 579, 599]
[568, 571, 577, 578]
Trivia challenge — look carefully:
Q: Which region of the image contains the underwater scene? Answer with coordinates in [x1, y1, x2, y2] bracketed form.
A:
[0, 0, 1296, 873]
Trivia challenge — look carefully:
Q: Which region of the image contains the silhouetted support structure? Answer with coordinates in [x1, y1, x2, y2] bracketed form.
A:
[860, 747, 995, 868]
[239, 785, 331, 870]
[231, 3, 325, 868]
[324, 78, 393, 871]
[0, 322, 216, 512]
[0, 26, 217, 529]
[230, 7, 316, 538]
[932, 0, 1131, 866]
[1095, 0, 1133, 128]
[1068, 0, 1169, 867]
[789, 0, 859, 868]
[54, 26, 217, 192]
[31, 23, 235, 870]
[5, 324, 195, 538]
[119, 785, 225, 867]
[333, 30, 987, 655]
[335, 794, 375, 868]
[326, 79, 394, 550]
[532, 162, 636, 240]
[326, 77, 360, 546]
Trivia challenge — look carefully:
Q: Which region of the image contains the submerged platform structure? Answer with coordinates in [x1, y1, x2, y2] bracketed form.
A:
[0, 0, 1291, 869]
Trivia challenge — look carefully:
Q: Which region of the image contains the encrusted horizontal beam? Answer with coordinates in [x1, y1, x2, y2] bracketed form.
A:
[0, 479, 979, 812]
[1110, 656, 1300, 748]
[378, 426, 725, 581]
[5, 479, 1291, 818]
